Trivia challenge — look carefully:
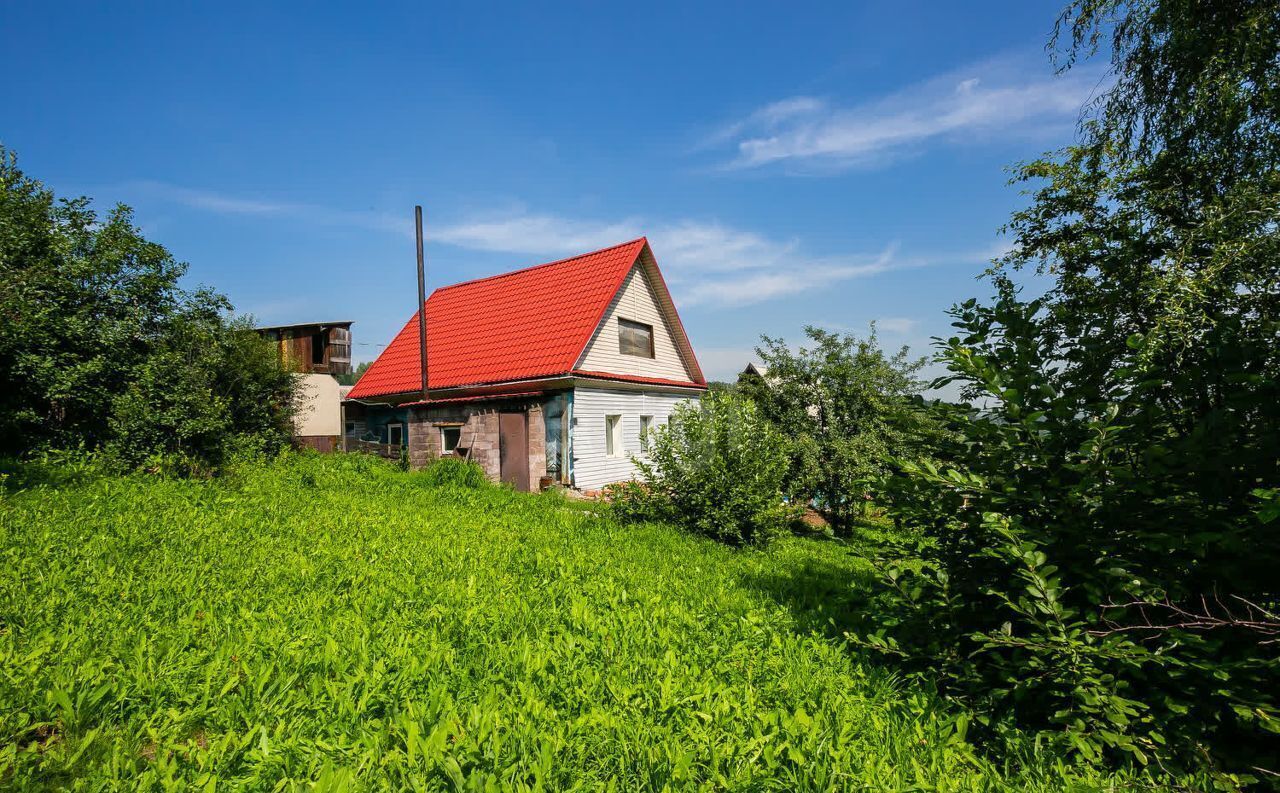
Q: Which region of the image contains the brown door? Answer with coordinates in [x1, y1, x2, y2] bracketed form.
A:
[498, 411, 529, 491]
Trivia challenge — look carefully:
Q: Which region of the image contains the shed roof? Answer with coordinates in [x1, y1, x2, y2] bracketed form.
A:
[346, 238, 704, 399]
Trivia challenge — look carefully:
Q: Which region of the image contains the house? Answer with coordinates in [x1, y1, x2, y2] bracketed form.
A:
[256, 320, 354, 452]
[344, 238, 706, 491]
[739, 362, 769, 382]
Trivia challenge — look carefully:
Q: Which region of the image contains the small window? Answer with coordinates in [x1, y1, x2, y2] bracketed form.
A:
[440, 426, 461, 453]
[387, 423, 405, 446]
[618, 319, 654, 358]
[639, 415, 653, 451]
[605, 415, 623, 457]
[345, 422, 356, 435]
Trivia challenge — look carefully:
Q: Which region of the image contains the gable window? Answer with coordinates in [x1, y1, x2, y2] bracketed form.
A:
[605, 415, 623, 457]
[639, 415, 653, 455]
[387, 423, 405, 446]
[440, 425, 462, 454]
[618, 319, 654, 358]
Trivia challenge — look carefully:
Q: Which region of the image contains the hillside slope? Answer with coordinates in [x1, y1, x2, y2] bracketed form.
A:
[0, 454, 1171, 790]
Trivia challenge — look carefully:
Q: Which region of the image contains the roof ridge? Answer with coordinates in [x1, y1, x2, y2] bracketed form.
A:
[431, 237, 647, 295]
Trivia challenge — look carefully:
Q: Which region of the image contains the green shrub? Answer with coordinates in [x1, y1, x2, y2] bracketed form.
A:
[418, 455, 489, 488]
[0, 148, 296, 473]
[627, 392, 794, 546]
[604, 479, 664, 524]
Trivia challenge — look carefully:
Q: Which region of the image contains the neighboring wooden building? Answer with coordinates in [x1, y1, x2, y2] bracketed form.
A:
[257, 321, 353, 375]
[256, 321, 354, 452]
[344, 238, 706, 491]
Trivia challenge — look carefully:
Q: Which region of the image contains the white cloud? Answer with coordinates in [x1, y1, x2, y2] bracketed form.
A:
[121, 181, 408, 236]
[431, 213, 643, 256]
[429, 211, 908, 307]
[670, 247, 898, 307]
[127, 181, 996, 309]
[876, 317, 919, 334]
[440, 208, 957, 305]
[707, 56, 1104, 171]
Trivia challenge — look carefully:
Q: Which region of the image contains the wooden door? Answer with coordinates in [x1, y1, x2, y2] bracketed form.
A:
[498, 411, 529, 491]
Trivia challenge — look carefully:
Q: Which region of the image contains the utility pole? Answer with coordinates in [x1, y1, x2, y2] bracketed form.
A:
[415, 205, 428, 401]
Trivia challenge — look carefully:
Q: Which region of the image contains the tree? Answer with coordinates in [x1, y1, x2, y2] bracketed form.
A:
[0, 147, 297, 469]
[740, 325, 939, 533]
[335, 360, 372, 386]
[860, 0, 1280, 777]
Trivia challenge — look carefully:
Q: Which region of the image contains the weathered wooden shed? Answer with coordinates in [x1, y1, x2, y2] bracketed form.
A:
[256, 321, 353, 376]
[255, 321, 354, 451]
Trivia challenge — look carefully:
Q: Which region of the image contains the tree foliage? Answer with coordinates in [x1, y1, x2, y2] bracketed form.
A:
[741, 325, 940, 533]
[858, 0, 1280, 779]
[0, 148, 297, 470]
[613, 391, 794, 546]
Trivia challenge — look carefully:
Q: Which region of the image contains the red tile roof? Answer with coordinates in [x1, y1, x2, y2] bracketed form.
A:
[346, 238, 704, 399]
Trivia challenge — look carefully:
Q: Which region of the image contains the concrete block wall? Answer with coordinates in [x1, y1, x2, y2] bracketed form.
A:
[408, 399, 548, 490]
[408, 405, 501, 481]
[526, 403, 546, 488]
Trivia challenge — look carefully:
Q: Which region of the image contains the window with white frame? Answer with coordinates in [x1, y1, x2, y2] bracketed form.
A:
[440, 425, 462, 454]
[605, 415, 623, 457]
[639, 415, 653, 454]
[387, 423, 405, 446]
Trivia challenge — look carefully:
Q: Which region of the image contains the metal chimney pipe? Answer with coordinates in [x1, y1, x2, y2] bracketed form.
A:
[415, 205, 428, 401]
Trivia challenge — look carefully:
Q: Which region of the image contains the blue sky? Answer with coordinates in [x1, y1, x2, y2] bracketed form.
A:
[2, 1, 1098, 382]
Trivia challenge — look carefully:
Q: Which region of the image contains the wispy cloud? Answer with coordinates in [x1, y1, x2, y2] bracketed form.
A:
[121, 180, 408, 236]
[705, 56, 1104, 172]
[425, 210, 913, 307]
[125, 181, 996, 308]
[431, 212, 643, 256]
[876, 317, 919, 334]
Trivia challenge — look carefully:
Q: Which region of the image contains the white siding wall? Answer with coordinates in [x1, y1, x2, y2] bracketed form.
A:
[295, 373, 342, 436]
[571, 386, 694, 490]
[576, 265, 694, 382]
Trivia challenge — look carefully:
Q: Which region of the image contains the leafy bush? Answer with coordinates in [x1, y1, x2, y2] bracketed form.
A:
[603, 479, 661, 523]
[625, 391, 794, 546]
[0, 147, 296, 472]
[857, 0, 1280, 779]
[417, 455, 489, 489]
[861, 292, 1280, 780]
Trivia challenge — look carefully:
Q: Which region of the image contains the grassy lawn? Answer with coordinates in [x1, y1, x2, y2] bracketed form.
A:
[0, 453, 1163, 790]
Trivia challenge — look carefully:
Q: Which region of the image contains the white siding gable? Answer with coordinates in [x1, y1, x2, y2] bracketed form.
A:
[576, 264, 694, 382]
[572, 387, 693, 490]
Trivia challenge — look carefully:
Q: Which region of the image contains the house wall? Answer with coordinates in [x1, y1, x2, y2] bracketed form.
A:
[571, 386, 695, 490]
[576, 265, 694, 382]
[407, 399, 547, 491]
[295, 373, 343, 437]
[345, 403, 410, 444]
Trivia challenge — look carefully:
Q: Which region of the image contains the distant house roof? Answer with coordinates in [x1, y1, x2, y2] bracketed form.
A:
[346, 237, 704, 399]
[255, 320, 353, 332]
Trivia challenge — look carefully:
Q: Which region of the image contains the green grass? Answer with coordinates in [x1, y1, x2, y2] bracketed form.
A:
[0, 453, 1175, 790]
